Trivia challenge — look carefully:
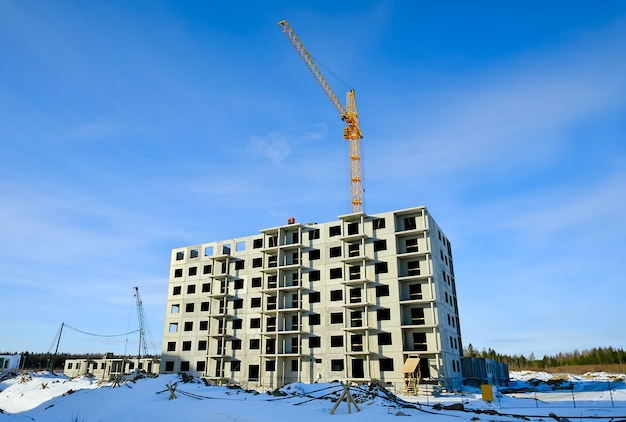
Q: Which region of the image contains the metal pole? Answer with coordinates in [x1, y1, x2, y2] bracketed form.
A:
[55, 323, 64, 354]
[137, 328, 142, 373]
[49, 322, 64, 371]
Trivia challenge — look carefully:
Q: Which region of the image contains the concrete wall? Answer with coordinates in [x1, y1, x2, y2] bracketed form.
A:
[0, 354, 21, 372]
[64, 356, 160, 379]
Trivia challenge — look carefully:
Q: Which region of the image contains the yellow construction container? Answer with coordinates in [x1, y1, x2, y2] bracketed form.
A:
[481, 384, 494, 402]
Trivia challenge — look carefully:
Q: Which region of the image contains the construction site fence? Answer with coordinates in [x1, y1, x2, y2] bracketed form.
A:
[396, 381, 626, 409]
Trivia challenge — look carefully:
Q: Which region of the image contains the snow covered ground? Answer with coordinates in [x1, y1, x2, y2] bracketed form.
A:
[1, 370, 625, 421]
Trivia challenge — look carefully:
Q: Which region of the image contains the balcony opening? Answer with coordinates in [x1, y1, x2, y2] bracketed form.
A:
[407, 261, 420, 276]
[406, 238, 419, 253]
[266, 317, 277, 332]
[349, 288, 362, 303]
[412, 332, 427, 351]
[266, 338, 276, 354]
[267, 296, 277, 310]
[291, 293, 300, 309]
[348, 243, 360, 257]
[351, 334, 363, 352]
[350, 310, 363, 327]
[351, 358, 364, 378]
[290, 337, 300, 354]
[410, 307, 425, 325]
[409, 283, 422, 300]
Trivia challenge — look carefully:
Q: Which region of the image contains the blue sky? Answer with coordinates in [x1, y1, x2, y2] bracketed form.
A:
[1, 1, 625, 358]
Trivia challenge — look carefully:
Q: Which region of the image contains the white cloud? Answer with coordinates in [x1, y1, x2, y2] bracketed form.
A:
[246, 132, 293, 164]
[472, 170, 626, 244]
[244, 124, 330, 165]
[370, 21, 626, 182]
[0, 181, 174, 275]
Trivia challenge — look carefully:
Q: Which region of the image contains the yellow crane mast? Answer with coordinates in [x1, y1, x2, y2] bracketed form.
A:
[278, 20, 364, 213]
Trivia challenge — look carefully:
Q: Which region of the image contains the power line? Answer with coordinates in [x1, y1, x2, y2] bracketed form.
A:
[63, 323, 139, 338]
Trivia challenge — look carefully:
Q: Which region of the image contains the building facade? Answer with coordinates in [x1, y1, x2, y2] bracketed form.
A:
[63, 354, 160, 379]
[160, 206, 464, 391]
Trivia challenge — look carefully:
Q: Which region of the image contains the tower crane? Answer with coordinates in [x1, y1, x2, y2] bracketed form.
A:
[134, 286, 156, 359]
[278, 20, 364, 213]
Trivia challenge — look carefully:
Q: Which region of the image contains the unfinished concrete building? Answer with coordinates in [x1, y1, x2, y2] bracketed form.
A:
[63, 353, 160, 379]
[0, 354, 21, 374]
[160, 206, 464, 391]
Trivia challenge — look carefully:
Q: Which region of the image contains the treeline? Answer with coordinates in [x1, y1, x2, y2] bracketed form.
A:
[464, 344, 626, 369]
[1, 352, 159, 370]
[5, 347, 624, 372]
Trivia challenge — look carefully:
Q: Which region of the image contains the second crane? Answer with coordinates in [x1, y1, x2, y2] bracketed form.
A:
[278, 20, 364, 213]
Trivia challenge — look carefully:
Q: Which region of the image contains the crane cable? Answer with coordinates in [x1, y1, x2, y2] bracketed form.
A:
[312, 53, 353, 92]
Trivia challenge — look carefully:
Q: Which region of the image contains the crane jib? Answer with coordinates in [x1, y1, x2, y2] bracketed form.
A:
[278, 20, 364, 213]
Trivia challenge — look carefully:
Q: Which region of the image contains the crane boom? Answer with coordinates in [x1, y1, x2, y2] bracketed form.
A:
[278, 20, 364, 213]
